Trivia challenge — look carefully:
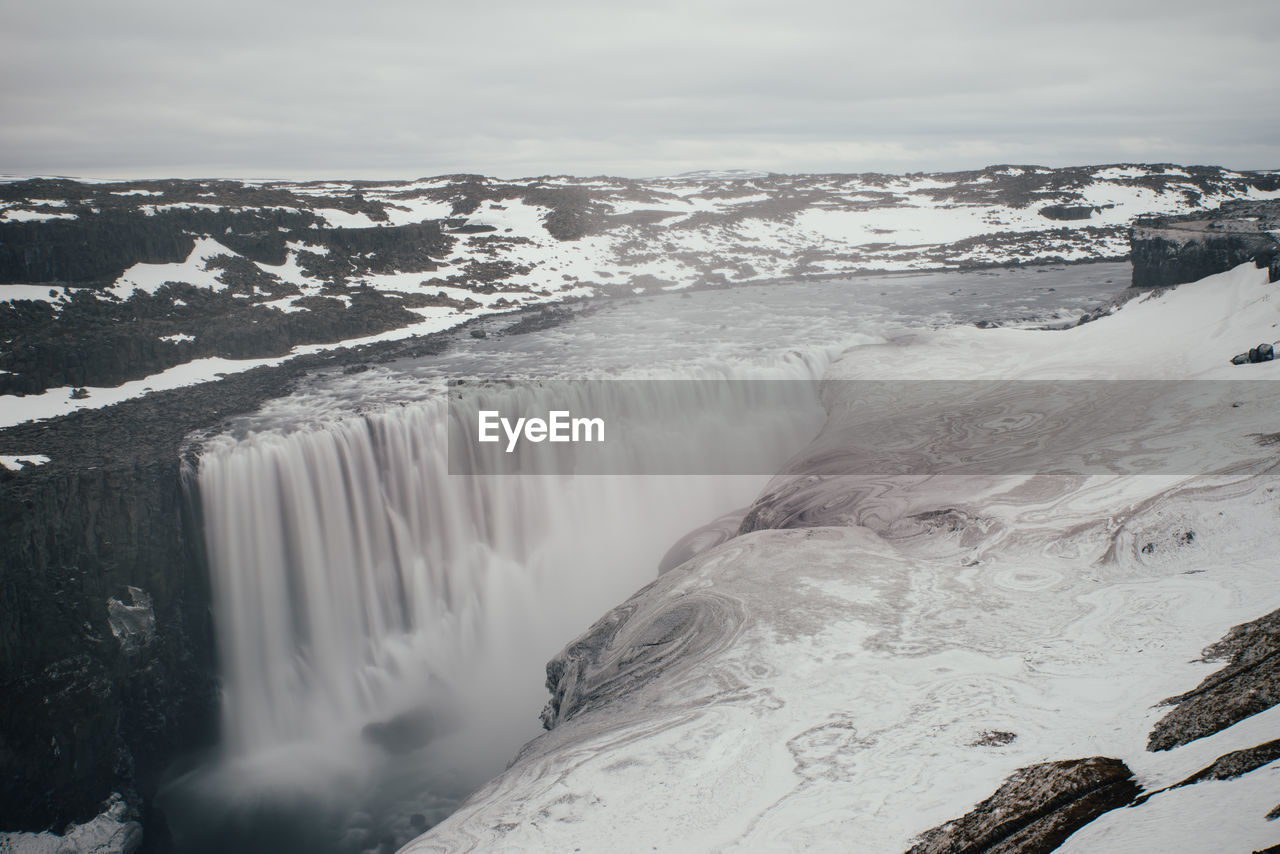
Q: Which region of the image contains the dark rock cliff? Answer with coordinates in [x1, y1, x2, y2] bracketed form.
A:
[1130, 199, 1280, 288]
[0, 457, 216, 840]
[0, 307, 499, 845]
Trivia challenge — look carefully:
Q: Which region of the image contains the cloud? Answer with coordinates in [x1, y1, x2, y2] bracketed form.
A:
[1, 0, 1277, 178]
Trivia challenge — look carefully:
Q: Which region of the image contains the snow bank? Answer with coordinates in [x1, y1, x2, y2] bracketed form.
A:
[109, 236, 234, 299]
[0, 454, 50, 470]
[405, 263, 1280, 853]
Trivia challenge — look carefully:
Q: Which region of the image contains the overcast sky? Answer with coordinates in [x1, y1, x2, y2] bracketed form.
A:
[2, 0, 1277, 180]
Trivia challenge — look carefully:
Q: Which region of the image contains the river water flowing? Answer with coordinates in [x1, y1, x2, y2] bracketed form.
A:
[161, 264, 1125, 853]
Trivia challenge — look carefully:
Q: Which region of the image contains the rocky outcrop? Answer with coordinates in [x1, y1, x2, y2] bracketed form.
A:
[1039, 204, 1102, 221]
[0, 204, 320, 285]
[1147, 607, 1280, 752]
[906, 758, 1140, 854]
[1172, 739, 1280, 789]
[1130, 199, 1280, 288]
[0, 454, 216, 839]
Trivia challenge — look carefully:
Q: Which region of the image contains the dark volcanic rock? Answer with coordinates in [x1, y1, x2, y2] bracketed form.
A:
[0, 314, 487, 837]
[1130, 199, 1280, 288]
[1173, 739, 1280, 788]
[502, 306, 576, 336]
[0, 283, 426, 396]
[0, 204, 321, 285]
[1148, 608, 1280, 752]
[906, 757, 1139, 854]
[0, 455, 217, 834]
[1039, 204, 1098, 221]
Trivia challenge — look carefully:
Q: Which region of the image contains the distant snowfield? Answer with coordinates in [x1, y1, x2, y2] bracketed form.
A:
[407, 264, 1280, 853]
[2, 163, 1276, 444]
[6, 163, 1268, 293]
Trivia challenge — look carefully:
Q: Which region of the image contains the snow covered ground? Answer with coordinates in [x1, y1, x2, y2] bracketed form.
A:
[404, 263, 1280, 853]
[2, 163, 1274, 432]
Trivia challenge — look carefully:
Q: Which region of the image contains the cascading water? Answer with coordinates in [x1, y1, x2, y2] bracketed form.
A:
[202, 368, 831, 759]
[162, 266, 1126, 853]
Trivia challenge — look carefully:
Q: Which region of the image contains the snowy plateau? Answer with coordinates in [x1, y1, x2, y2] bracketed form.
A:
[1, 163, 1278, 425]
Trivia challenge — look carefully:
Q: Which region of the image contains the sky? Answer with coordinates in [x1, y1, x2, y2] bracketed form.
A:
[2, 0, 1278, 181]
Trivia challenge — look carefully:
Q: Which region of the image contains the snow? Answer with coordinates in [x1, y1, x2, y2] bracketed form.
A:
[0, 355, 288, 428]
[159, 333, 195, 343]
[0, 454, 49, 470]
[0, 793, 140, 853]
[313, 207, 382, 228]
[255, 249, 323, 296]
[406, 263, 1280, 853]
[0, 300, 524, 428]
[1057, 764, 1280, 853]
[1, 284, 66, 303]
[110, 189, 164, 196]
[109, 236, 234, 298]
[376, 196, 454, 226]
[1094, 165, 1156, 180]
[0, 209, 78, 222]
[138, 201, 226, 215]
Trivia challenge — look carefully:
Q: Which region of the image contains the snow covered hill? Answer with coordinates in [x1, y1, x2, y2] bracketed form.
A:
[1, 164, 1277, 424]
[404, 262, 1280, 853]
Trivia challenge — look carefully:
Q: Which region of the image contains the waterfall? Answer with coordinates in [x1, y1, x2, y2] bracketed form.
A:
[170, 268, 1124, 852]
[184, 345, 837, 849]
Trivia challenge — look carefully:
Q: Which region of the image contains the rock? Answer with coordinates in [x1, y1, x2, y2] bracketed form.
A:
[0, 792, 142, 853]
[905, 757, 1140, 854]
[469, 329, 487, 339]
[105, 587, 156, 655]
[503, 307, 575, 336]
[968, 730, 1018, 747]
[1148, 608, 1280, 752]
[0, 310, 476, 834]
[1172, 739, 1280, 789]
[1039, 204, 1098, 221]
[1130, 199, 1280, 288]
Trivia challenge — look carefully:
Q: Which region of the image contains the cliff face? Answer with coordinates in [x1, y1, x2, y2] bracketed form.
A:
[0, 457, 217, 836]
[0, 306, 471, 842]
[1130, 199, 1280, 288]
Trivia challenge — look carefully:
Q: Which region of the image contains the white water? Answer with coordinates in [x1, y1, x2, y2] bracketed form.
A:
[201, 366, 833, 758]
[172, 265, 1124, 853]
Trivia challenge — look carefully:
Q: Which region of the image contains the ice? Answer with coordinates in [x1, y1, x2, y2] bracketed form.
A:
[406, 263, 1280, 852]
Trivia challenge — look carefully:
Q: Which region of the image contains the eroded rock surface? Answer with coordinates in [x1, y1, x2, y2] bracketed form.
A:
[1131, 199, 1280, 289]
[906, 757, 1139, 854]
[1148, 608, 1280, 752]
